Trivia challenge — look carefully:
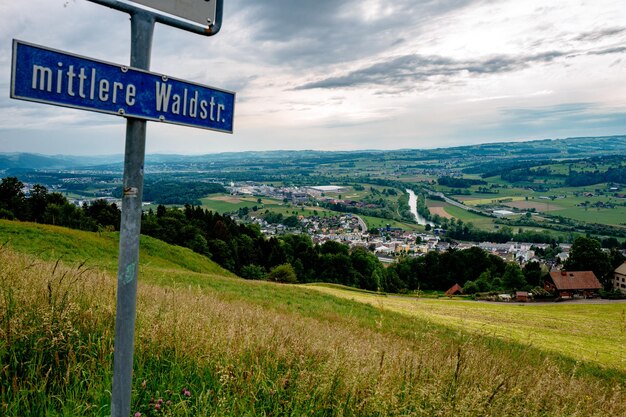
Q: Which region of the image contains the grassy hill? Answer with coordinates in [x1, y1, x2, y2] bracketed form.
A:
[0, 219, 230, 276]
[1, 220, 625, 416]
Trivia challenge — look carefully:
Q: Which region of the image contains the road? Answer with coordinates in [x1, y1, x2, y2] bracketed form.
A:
[354, 214, 368, 232]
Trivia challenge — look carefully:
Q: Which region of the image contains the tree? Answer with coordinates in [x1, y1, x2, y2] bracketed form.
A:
[564, 236, 612, 289]
[283, 215, 300, 228]
[609, 248, 625, 270]
[502, 263, 527, 291]
[240, 264, 266, 280]
[28, 184, 49, 223]
[0, 177, 26, 219]
[522, 262, 544, 287]
[350, 247, 381, 290]
[463, 280, 479, 294]
[475, 271, 492, 292]
[83, 199, 121, 230]
[267, 263, 297, 284]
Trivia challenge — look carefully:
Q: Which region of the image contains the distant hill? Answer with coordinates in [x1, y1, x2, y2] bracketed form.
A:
[0, 153, 122, 171]
[2, 135, 625, 172]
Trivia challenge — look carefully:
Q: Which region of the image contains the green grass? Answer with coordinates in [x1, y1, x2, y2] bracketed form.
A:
[199, 194, 261, 213]
[0, 219, 230, 276]
[462, 196, 526, 206]
[1, 220, 625, 416]
[306, 287, 626, 371]
[358, 214, 421, 231]
[443, 205, 497, 229]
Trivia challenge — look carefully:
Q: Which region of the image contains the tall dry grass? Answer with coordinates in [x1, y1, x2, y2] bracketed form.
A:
[1, 246, 624, 416]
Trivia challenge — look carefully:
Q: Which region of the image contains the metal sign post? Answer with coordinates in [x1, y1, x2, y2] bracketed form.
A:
[11, 4, 229, 413]
[110, 11, 154, 417]
[83, 2, 224, 416]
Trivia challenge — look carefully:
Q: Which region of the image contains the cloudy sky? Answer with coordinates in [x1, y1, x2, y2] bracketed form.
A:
[1, 0, 625, 155]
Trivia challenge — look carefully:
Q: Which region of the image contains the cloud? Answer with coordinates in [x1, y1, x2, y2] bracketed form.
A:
[573, 27, 626, 42]
[2, 0, 626, 155]
[587, 46, 626, 56]
[228, 0, 478, 67]
[295, 50, 569, 91]
[499, 103, 626, 130]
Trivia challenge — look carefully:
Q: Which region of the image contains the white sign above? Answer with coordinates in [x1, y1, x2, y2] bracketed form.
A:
[129, 0, 216, 26]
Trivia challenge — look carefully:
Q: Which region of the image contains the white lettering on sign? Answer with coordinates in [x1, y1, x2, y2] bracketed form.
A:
[30, 62, 228, 123]
[32, 62, 137, 105]
[155, 82, 226, 122]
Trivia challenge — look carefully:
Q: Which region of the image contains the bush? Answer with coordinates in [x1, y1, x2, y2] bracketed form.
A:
[462, 280, 479, 294]
[240, 264, 266, 280]
[0, 208, 15, 220]
[267, 263, 298, 284]
[599, 289, 626, 299]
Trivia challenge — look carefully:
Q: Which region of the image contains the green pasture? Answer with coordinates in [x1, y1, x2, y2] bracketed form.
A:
[462, 196, 526, 206]
[199, 194, 262, 213]
[522, 193, 626, 225]
[358, 214, 422, 231]
[442, 205, 496, 229]
[553, 206, 626, 225]
[307, 286, 626, 372]
[0, 219, 230, 276]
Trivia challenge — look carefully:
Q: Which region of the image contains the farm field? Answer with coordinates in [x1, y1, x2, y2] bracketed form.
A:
[358, 214, 422, 231]
[305, 286, 626, 371]
[461, 196, 526, 206]
[425, 199, 454, 219]
[440, 205, 497, 229]
[555, 206, 626, 225]
[200, 194, 263, 213]
[505, 200, 563, 212]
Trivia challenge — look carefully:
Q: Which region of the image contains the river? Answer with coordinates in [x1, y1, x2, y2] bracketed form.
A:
[406, 189, 435, 226]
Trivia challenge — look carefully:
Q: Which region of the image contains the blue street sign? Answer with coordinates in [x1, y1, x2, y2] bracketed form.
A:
[11, 40, 235, 133]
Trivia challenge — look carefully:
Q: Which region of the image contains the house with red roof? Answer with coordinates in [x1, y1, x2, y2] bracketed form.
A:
[546, 270, 601, 298]
[445, 283, 463, 296]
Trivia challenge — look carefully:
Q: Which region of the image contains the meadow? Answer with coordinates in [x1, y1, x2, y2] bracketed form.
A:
[1, 221, 625, 416]
[304, 286, 626, 372]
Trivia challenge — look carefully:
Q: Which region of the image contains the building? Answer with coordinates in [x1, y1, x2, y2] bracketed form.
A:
[515, 291, 529, 302]
[445, 283, 463, 296]
[614, 262, 626, 294]
[546, 270, 602, 298]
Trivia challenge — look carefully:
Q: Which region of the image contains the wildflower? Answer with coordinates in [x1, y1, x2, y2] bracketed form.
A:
[134, 413, 142, 417]
[184, 389, 191, 397]
[157, 398, 164, 405]
[155, 403, 161, 411]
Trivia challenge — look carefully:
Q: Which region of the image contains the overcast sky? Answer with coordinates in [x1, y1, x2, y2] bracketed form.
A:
[1, 0, 625, 155]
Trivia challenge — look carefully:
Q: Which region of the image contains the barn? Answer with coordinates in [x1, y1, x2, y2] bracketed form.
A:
[546, 270, 601, 299]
